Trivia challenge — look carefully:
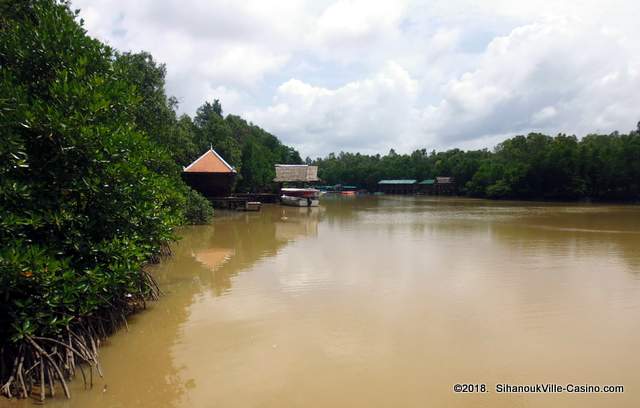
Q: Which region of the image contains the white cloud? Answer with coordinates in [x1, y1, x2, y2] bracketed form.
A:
[195, 46, 290, 87]
[72, 0, 640, 157]
[314, 0, 404, 43]
[307, 0, 408, 63]
[419, 18, 640, 144]
[246, 62, 420, 156]
[532, 106, 557, 124]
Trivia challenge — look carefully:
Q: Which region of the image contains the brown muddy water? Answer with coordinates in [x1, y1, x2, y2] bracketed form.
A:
[7, 196, 640, 407]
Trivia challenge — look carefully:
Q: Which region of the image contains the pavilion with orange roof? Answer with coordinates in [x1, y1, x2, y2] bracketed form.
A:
[182, 148, 237, 197]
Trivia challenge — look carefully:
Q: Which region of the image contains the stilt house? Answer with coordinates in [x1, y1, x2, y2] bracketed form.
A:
[182, 148, 237, 197]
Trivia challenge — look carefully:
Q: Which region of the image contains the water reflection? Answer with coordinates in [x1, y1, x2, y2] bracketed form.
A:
[36, 198, 640, 408]
[177, 207, 322, 296]
[323, 196, 640, 271]
[38, 206, 321, 408]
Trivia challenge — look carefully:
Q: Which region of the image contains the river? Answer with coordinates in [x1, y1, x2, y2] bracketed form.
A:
[18, 196, 640, 407]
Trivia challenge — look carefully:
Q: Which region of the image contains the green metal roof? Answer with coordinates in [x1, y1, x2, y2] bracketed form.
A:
[378, 179, 417, 185]
[419, 179, 435, 185]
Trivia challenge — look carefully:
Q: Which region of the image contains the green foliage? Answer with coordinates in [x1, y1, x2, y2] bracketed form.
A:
[0, 0, 303, 342]
[183, 187, 214, 225]
[114, 52, 176, 143]
[113, 51, 201, 167]
[314, 148, 490, 193]
[485, 180, 512, 198]
[0, 1, 297, 396]
[98, 36, 303, 195]
[240, 139, 275, 192]
[171, 114, 199, 165]
[313, 131, 640, 201]
[0, 0, 188, 345]
[189, 104, 302, 193]
[194, 104, 242, 170]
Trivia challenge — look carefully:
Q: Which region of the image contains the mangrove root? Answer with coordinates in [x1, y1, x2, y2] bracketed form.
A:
[0, 270, 162, 401]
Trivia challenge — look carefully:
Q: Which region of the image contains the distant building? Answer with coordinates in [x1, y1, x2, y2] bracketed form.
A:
[316, 184, 358, 192]
[435, 177, 455, 195]
[378, 179, 417, 195]
[274, 164, 319, 184]
[418, 179, 435, 194]
[182, 148, 237, 197]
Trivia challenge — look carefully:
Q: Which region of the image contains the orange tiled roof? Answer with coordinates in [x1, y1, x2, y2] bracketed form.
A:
[183, 149, 236, 173]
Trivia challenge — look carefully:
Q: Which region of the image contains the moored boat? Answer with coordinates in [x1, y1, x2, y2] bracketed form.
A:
[281, 195, 320, 207]
[281, 188, 320, 207]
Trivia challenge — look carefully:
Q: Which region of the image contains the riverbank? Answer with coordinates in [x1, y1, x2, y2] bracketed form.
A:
[0, 1, 212, 400]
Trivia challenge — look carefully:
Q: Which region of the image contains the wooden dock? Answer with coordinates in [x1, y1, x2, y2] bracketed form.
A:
[234, 193, 279, 203]
[207, 193, 277, 211]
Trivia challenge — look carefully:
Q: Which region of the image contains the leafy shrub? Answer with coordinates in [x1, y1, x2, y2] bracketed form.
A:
[0, 0, 188, 399]
[183, 187, 214, 225]
[485, 180, 512, 198]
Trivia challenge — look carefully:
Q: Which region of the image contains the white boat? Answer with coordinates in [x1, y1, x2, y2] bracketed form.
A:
[280, 188, 320, 207]
[281, 195, 320, 207]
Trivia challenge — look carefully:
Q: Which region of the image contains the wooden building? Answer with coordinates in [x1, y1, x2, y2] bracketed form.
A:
[274, 164, 319, 184]
[377, 179, 417, 195]
[435, 176, 456, 195]
[418, 179, 435, 194]
[182, 148, 237, 197]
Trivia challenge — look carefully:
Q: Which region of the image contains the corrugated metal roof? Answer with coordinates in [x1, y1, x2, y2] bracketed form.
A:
[183, 148, 236, 173]
[378, 179, 417, 185]
[436, 177, 453, 184]
[419, 179, 435, 185]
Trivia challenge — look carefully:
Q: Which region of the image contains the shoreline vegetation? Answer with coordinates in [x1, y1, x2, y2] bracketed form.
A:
[312, 128, 640, 202]
[0, 0, 301, 401]
[1, 0, 639, 403]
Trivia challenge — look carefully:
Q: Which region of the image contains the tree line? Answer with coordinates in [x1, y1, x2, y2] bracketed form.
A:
[312, 129, 640, 201]
[0, 0, 300, 400]
[117, 52, 302, 192]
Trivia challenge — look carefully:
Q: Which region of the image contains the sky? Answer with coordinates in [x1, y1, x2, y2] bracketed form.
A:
[73, 0, 640, 158]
